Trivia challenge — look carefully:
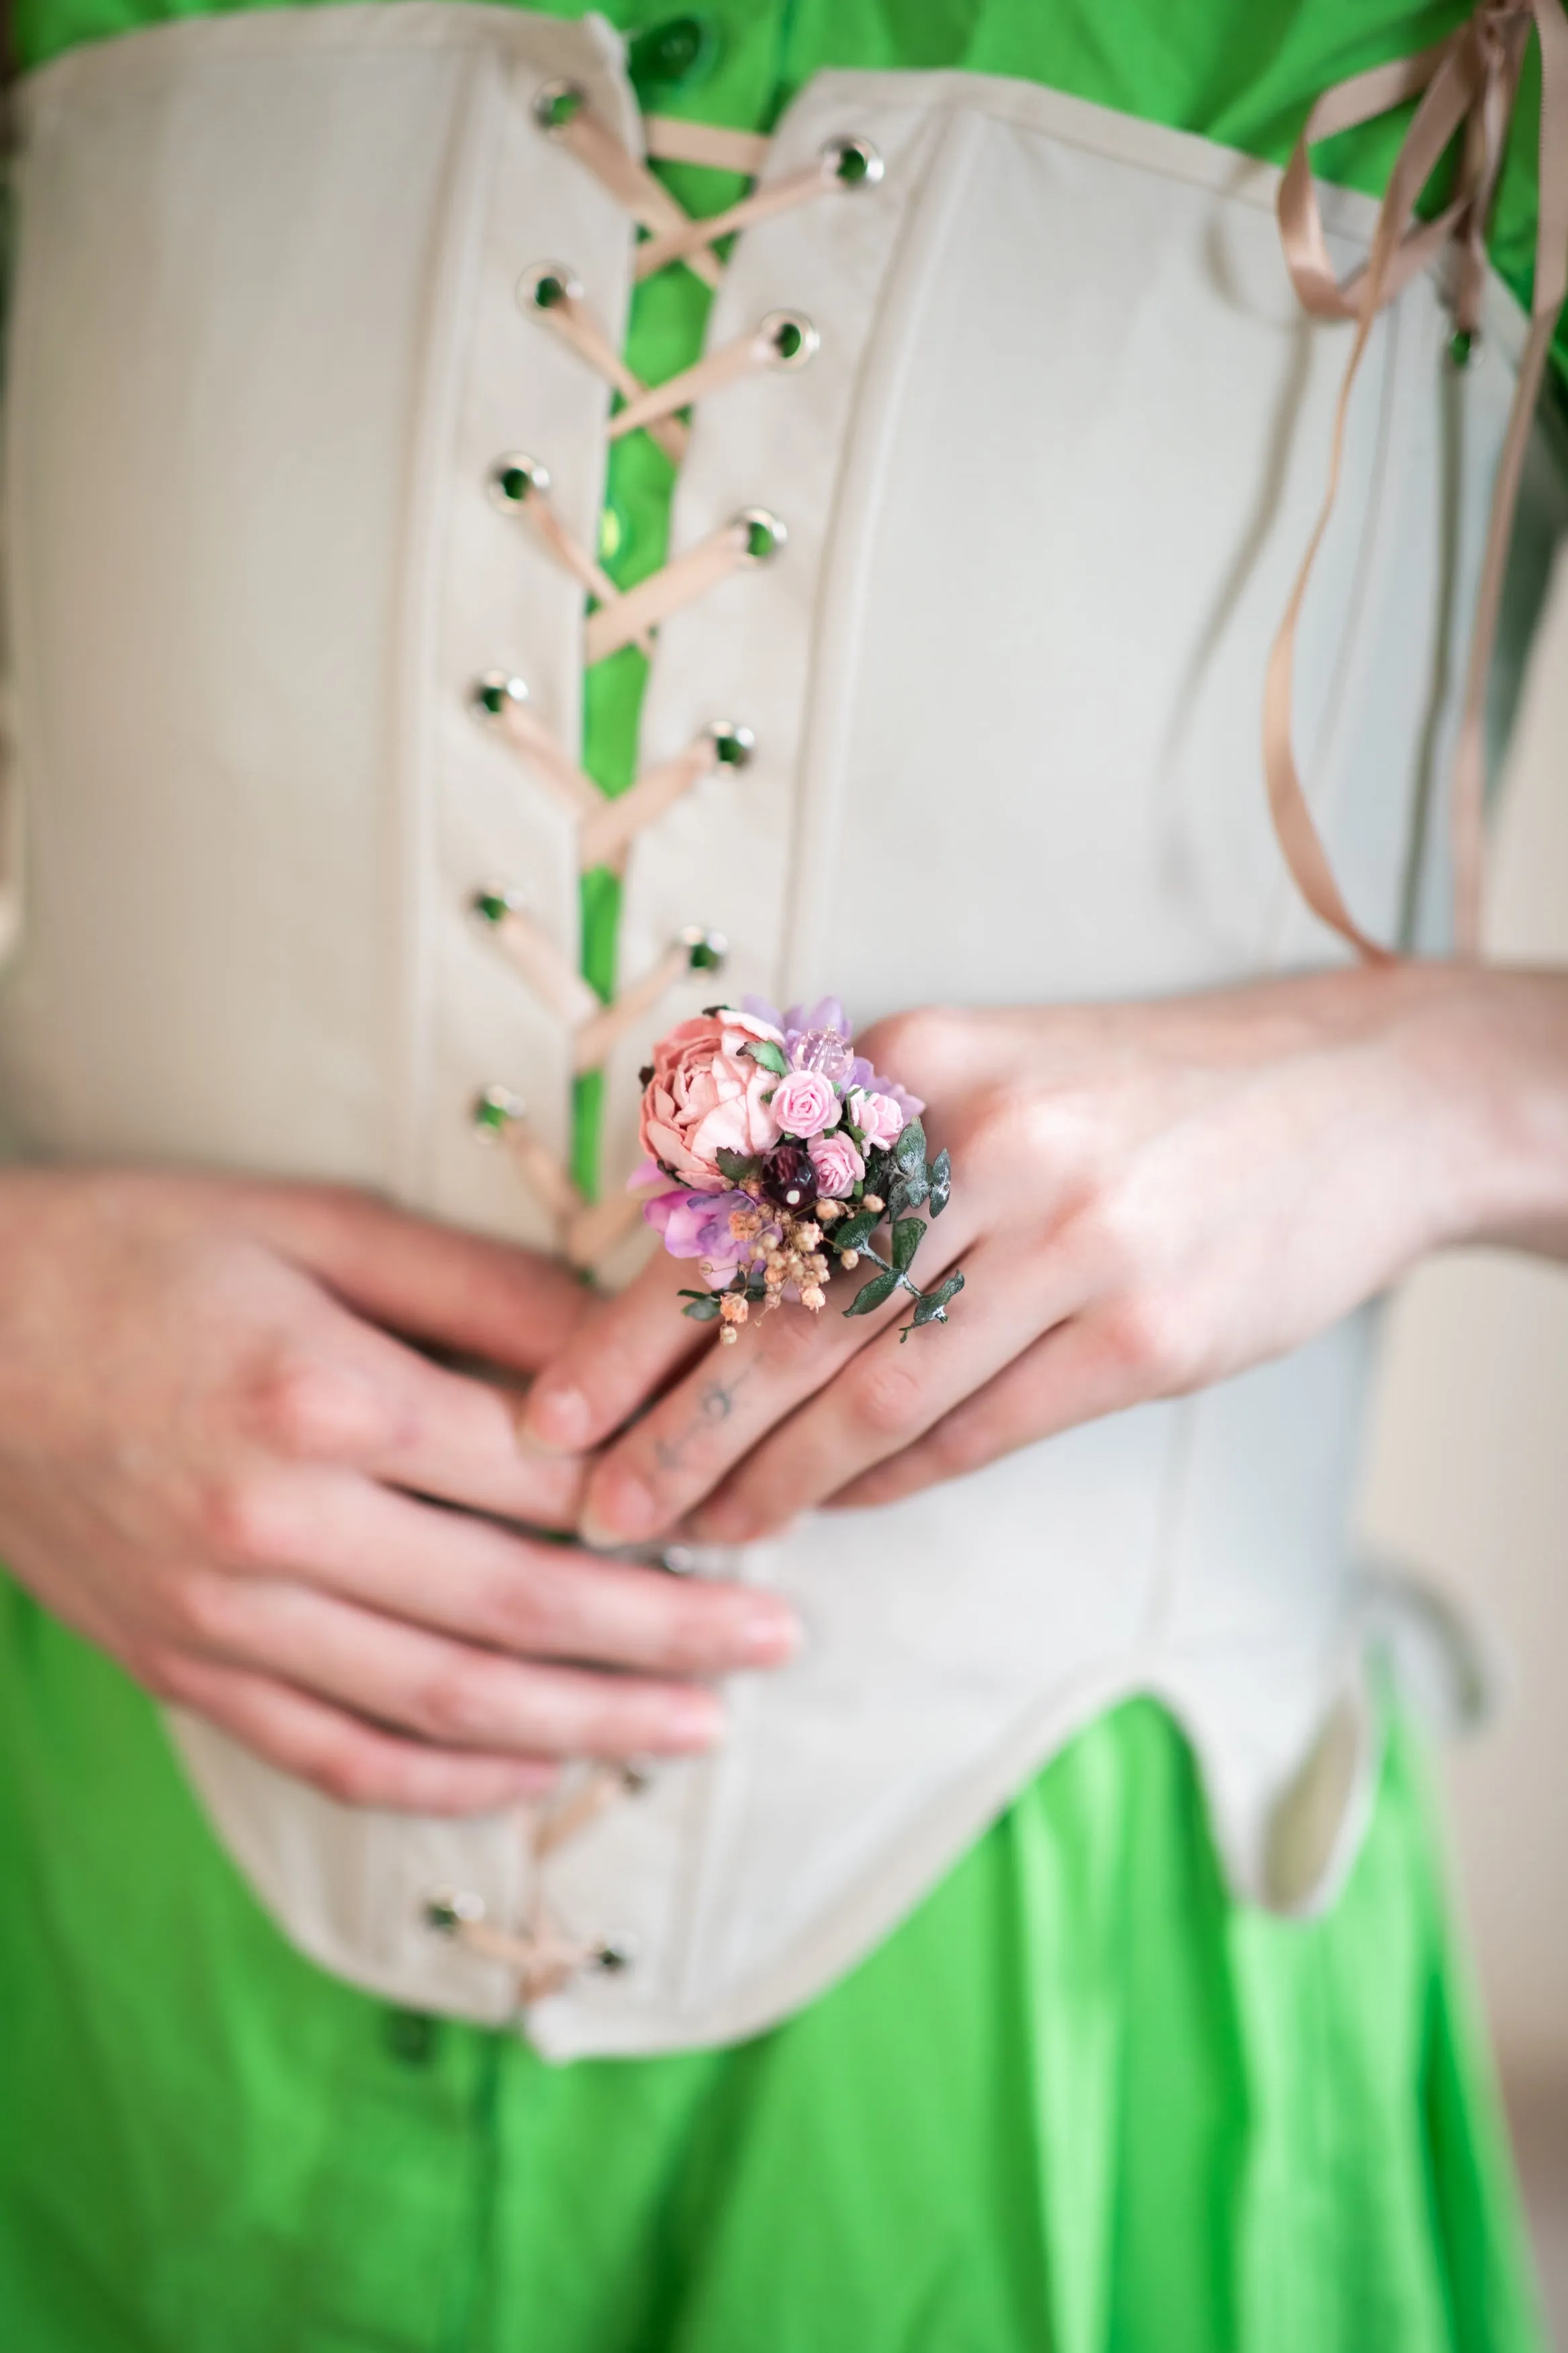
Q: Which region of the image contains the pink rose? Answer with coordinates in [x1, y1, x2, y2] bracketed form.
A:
[808, 1130, 864, 1198]
[770, 1069, 841, 1139]
[847, 1090, 905, 1149]
[638, 1010, 785, 1192]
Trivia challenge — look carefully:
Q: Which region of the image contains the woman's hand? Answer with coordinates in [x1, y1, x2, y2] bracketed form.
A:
[0, 1172, 798, 1811]
[521, 963, 1568, 1542]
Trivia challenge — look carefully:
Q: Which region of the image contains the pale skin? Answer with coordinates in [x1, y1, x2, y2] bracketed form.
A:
[522, 963, 1568, 1546]
[4, 963, 1567, 1812]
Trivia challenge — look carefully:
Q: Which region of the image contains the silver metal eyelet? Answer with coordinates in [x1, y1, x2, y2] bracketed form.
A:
[758, 309, 819, 369]
[489, 453, 552, 511]
[731, 508, 786, 565]
[677, 924, 728, 974]
[518, 262, 583, 317]
[424, 1888, 487, 1933]
[470, 672, 529, 723]
[707, 721, 755, 769]
[591, 1935, 638, 1975]
[472, 1085, 526, 1140]
[821, 134, 883, 190]
[533, 78, 587, 134]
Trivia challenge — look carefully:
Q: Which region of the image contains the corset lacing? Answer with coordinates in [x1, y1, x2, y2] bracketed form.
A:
[430, 89, 884, 2009]
[466, 87, 879, 1281]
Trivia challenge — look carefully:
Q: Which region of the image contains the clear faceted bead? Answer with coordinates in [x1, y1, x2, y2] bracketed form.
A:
[792, 1029, 854, 1084]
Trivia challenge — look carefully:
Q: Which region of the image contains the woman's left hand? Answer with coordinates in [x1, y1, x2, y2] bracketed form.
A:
[520, 963, 1568, 1544]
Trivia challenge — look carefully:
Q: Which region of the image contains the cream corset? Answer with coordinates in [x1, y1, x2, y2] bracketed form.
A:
[3, 5, 1563, 2055]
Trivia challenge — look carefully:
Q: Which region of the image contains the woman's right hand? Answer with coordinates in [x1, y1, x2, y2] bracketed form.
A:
[0, 1170, 797, 1812]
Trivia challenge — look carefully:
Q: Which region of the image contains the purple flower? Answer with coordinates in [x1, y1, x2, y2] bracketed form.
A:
[642, 1187, 771, 1285]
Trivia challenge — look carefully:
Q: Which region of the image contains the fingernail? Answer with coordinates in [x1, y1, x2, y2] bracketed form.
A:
[736, 1600, 800, 1665]
[661, 1691, 725, 1750]
[581, 1472, 658, 1546]
[524, 1384, 590, 1452]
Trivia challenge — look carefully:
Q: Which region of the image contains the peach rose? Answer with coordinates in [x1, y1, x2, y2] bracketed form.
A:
[638, 1010, 784, 1192]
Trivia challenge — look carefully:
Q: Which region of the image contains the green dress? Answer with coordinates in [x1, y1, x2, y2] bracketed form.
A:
[0, 1, 1555, 2346]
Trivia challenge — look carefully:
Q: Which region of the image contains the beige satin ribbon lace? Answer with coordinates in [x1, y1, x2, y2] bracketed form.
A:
[470, 89, 862, 1298]
[425, 1764, 646, 2004]
[1267, 0, 1568, 961]
[436, 88, 876, 2007]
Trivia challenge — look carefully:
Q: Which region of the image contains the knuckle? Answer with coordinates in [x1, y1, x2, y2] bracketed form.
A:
[966, 1080, 1053, 1164]
[759, 1303, 825, 1373]
[859, 1006, 961, 1092]
[412, 1657, 505, 1746]
[304, 1737, 392, 1808]
[472, 1562, 552, 1653]
[850, 1355, 928, 1440]
[163, 1568, 249, 1653]
[196, 1473, 287, 1566]
[249, 1354, 380, 1461]
[1100, 1293, 1191, 1392]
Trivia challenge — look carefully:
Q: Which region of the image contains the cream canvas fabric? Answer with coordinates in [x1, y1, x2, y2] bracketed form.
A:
[3, 5, 1559, 2055]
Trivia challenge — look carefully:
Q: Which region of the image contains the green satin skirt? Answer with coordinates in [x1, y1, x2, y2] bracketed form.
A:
[0, 1577, 1544, 2353]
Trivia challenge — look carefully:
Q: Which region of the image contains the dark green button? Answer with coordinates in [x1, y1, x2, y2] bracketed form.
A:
[1448, 326, 1478, 370]
[384, 2008, 440, 2066]
[628, 15, 715, 91]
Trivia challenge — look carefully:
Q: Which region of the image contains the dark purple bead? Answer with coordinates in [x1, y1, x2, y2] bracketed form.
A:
[760, 1145, 818, 1213]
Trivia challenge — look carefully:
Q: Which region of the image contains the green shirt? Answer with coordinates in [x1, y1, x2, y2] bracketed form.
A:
[13, 0, 1561, 1193]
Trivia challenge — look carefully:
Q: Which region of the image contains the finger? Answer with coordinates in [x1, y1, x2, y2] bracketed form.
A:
[179, 1577, 730, 1761]
[573, 1214, 985, 1546]
[687, 1233, 1056, 1542]
[201, 1464, 799, 1675]
[820, 1313, 1138, 1513]
[155, 1654, 561, 1815]
[245, 1185, 591, 1374]
[518, 1246, 717, 1455]
[235, 1300, 588, 1529]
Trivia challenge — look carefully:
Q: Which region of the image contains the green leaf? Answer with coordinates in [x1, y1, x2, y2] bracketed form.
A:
[891, 1216, 924, 1272]
[893, 1119, 927, 1176]
[745, 1039, 788, 1076]
[908, 1292, 950, 1328]
[714, 1148, 760, 1184]
[832, 1209, 877, 1253]
[929, 1269, 964, 1306]
[679, 1294, 723, 1322]
[886, 1169, 928, 1221]
[926, 1149, 952, 1217]
[843, 1267, 900, 1317]
[862, 1145, 895, 1197]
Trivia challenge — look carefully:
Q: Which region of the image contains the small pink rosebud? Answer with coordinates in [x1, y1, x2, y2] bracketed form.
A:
[808, 1130, 865, 1199]
[770, 1068, 841, 1139]
[847, 1090, 905, 1150]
